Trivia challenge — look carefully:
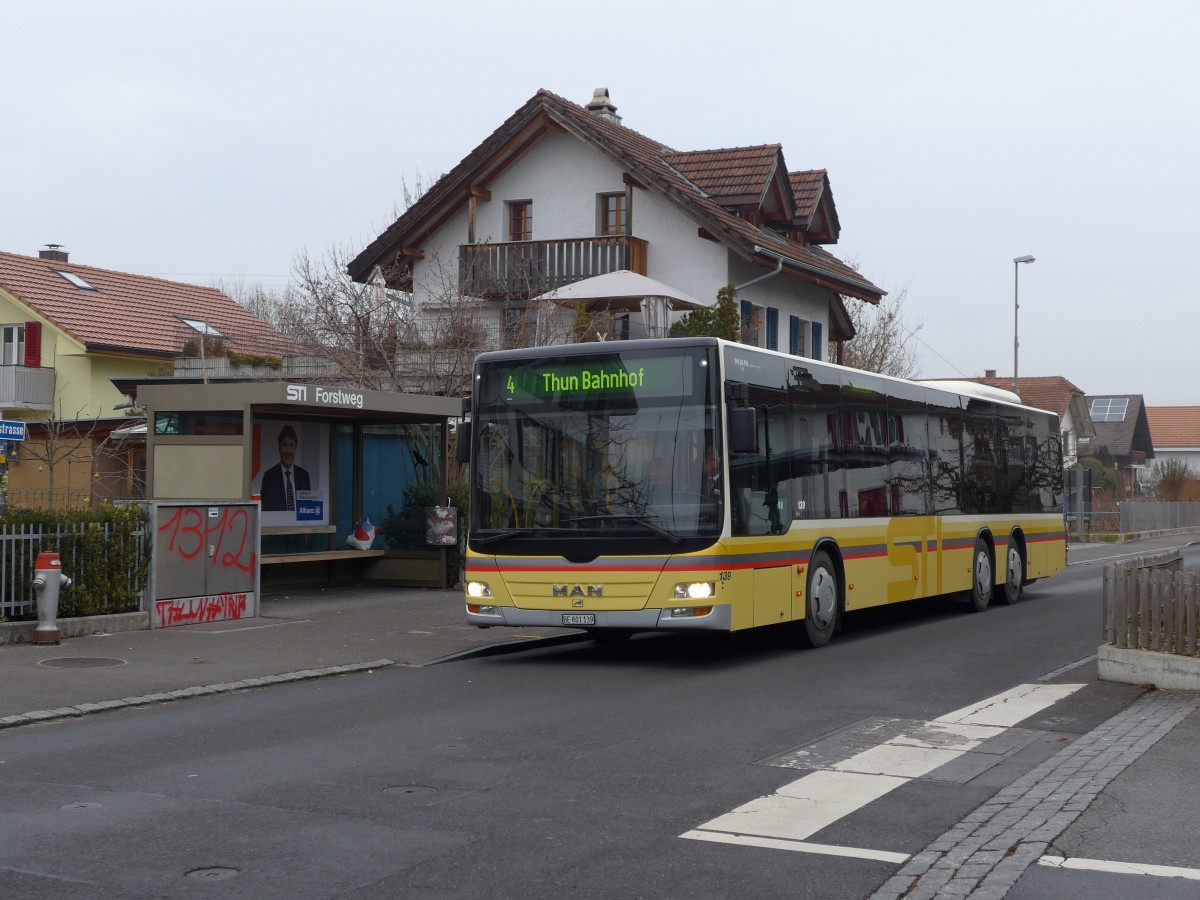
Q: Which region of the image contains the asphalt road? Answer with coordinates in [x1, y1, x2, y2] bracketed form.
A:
[0, 554, 1192, 899]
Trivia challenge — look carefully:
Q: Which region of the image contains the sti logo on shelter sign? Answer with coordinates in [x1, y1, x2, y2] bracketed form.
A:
[0, 420, 27, 441]
[285, 385, 365, 409]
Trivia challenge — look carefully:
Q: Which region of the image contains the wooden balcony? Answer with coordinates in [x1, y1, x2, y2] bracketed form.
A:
[460, 235, 648, 299]
[0, 365, 55, 410]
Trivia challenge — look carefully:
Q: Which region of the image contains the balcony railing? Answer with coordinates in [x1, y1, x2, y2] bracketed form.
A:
[460, 235, 648, 298]
[0, 365, 55, 410]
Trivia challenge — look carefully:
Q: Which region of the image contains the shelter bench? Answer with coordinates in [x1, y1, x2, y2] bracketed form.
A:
[260, 549, 386, 566]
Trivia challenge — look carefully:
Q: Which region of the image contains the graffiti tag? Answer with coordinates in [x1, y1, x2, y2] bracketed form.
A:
[155, 592, 250, 628]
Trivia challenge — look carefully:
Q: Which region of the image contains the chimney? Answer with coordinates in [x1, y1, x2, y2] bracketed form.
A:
[39, 244, 69, 263]
[585, 87, 622, 125]
[984, 369, 997, 379]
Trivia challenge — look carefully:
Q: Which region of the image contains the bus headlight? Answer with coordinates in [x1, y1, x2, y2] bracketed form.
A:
[674, 582, 715, 600]
[466, 581, 492, 598]
[669, 606, 714, 618]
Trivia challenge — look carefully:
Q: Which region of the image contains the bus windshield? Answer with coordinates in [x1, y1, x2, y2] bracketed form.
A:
[469, 346, 721, 552]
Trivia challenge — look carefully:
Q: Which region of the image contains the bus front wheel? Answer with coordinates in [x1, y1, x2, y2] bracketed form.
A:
[970, 539, 993, 612]
[800, 550, 839, 647]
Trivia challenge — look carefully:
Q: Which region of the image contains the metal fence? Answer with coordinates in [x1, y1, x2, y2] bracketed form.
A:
[0, 522, 148, 620]
[1102, 552, 1199, 658]
[1120, 501, 1200, 535]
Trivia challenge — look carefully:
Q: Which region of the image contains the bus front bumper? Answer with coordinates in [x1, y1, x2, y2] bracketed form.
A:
[465, 604, 732, 633]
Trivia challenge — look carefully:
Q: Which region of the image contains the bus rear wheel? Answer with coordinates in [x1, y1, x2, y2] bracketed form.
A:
[970, 539, 993, 612]
[1002, 543, 1024, 605]
[799, 550, 839, 647]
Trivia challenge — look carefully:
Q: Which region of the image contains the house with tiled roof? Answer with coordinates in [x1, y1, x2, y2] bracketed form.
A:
[0, 246, 300, 508]
[348, 87, 883, 359]
[1081, 394, 1156, 493]
[1145, 406, 1200, 474]
[920, 372, 1094, 467]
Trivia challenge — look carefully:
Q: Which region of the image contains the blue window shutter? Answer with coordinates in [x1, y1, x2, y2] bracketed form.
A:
[766, 308, 779, 350]
[789, 316, 800, 355]
[811, 322, 823, 360]
[740, 300, 753, 336]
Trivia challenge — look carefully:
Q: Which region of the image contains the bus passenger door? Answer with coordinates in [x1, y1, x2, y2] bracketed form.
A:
[753, 565, 791, 627]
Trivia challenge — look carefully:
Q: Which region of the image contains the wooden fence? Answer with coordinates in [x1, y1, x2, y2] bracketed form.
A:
[1102, 553, 1200, 657]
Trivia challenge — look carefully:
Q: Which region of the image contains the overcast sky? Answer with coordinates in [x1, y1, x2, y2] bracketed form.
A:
[3, 1, 1196, 404]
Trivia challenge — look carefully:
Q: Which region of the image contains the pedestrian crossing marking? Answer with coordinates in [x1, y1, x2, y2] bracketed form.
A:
[683, 683, 1085, 852]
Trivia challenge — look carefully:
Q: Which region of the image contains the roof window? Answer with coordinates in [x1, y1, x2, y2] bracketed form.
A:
[181, 318, 225, 338]
[53, 269, 97, 291]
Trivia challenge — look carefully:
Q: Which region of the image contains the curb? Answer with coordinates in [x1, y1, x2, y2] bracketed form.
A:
[0, 659, 396, 732]
[1097, 643, 1200, 691]
[0, 611, 149, 646]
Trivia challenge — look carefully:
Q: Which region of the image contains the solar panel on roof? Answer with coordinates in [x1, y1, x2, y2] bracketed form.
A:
[1090, 398, 1129, 422]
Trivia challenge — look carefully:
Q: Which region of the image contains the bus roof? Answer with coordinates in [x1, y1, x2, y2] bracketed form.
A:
[471, 338, 1053, 417]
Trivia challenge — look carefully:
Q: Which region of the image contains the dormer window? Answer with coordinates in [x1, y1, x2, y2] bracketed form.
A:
[54, 269, 97, 291]
[508, 201, 533, 241]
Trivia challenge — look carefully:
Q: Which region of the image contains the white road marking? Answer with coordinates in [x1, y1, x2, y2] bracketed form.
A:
[684, 684, 1085, 852]
[936, 682, 1083, 728]
[204, 619, 312, 633]
[1039, 855, 1200, 881]
[701, 771, 906, 841]
[832, 742, 964, 779]
[681, 829, 909, 863]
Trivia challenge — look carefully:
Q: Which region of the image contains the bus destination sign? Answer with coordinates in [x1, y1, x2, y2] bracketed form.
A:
[495, 359, 683, 402]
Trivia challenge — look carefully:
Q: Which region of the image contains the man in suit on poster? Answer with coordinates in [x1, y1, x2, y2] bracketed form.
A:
[260, 424, 311, 512]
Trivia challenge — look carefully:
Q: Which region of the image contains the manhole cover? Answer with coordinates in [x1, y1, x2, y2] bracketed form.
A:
[185, 867, 239, 881]
[383, 785, 437, 798]
[38, 657, 127, 669]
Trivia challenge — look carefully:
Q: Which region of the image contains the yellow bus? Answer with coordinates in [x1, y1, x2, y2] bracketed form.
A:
[460, 338, 1065, 647]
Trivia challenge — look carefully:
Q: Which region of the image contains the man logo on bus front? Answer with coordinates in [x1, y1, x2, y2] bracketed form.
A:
[553, 585, 604, 598]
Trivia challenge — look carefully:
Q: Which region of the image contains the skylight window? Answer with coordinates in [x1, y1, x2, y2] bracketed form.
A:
[181, 318, 224, 338]
[54, 269, 97, 291]
[1090, 398, 1129, 423]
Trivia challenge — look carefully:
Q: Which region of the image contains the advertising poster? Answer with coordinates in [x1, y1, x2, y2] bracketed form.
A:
[250, 419, 329, 527]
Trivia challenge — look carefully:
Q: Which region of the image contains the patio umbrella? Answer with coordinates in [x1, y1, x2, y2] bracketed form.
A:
[532, 270, 703, 340]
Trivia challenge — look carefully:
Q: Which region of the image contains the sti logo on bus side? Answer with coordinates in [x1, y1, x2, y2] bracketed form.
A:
[286, 384, 307, 402]
[552, 584, 603, 598]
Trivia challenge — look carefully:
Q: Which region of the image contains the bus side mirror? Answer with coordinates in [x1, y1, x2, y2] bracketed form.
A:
[455, 421, 472, 463]
[728, 407, 756, 454]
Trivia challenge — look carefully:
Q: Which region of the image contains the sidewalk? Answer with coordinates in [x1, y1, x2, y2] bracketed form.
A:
[1065, 530, 1200, 567]
[0, 585, 582, 724]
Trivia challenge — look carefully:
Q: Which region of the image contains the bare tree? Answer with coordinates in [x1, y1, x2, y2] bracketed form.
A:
[8, 404, 124, 510]
[835, 286, 922, 378]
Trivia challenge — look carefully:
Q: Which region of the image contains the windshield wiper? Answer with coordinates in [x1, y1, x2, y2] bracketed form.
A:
[472, 529, 521, 545]
[563, 514, 682, 544]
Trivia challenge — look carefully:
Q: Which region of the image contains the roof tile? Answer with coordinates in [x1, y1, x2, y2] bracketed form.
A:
[1146, 407, 1200, 447]
[350, 89, 883, 303]
[0, 251, 299, 358]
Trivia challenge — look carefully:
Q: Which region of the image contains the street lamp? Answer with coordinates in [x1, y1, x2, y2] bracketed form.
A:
[1013, 255, 1035, 394]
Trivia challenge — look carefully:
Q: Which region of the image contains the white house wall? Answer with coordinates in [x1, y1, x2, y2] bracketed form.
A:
[408, 127, 830, 349]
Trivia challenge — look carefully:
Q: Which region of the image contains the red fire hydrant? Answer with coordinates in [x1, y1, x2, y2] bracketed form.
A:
[32, 551, 72, 645]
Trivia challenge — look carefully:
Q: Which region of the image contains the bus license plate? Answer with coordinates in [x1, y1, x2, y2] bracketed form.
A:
[562, 614, 596, 626]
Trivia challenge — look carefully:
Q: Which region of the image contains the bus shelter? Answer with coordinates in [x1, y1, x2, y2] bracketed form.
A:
[131, 380, 462, 589]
